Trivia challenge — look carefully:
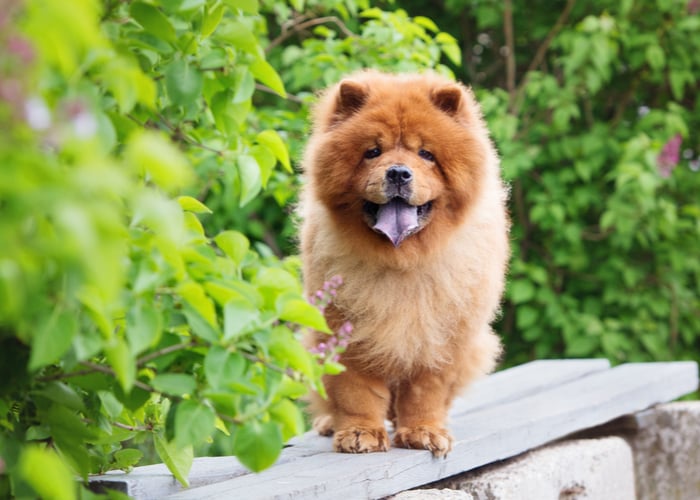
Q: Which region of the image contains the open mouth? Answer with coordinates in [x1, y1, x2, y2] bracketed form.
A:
[363, 198, 433, 247]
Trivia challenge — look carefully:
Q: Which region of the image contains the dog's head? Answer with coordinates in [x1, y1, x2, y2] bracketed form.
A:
[304, 71, 493, 251]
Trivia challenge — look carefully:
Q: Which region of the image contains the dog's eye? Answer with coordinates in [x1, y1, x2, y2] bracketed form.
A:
[418, 149, 435, 161]
[364, 147, 382, 159]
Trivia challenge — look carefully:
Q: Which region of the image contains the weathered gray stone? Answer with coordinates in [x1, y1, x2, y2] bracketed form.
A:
[391, 490, 472, 500]
[625, 402, 700, 500]
[394, 437, 636, 500]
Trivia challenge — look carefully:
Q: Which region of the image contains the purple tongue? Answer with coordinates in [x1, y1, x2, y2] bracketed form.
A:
[372, 198, 419, 247]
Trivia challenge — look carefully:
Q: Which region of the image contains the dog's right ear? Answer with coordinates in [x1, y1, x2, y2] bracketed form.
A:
[333, 80, 368, 120]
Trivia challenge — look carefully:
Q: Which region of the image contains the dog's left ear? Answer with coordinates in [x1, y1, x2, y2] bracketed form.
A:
[335, 80, 369, 119]
[431, 84, 463, 116]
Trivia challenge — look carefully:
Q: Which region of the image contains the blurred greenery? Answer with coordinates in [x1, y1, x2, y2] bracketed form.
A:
[0, 0, 698, 497]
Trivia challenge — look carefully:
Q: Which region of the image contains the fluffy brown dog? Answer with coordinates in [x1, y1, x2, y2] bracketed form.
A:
[298, 70, 509, 457]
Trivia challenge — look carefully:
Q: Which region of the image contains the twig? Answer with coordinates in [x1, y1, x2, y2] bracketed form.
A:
[157, 113, 225, 156]
[512, 0, 577, 113]
[255, 83, 304, 104]
[503, 0, 517, 112]
[37, 367, 98, 383]
[241, 352, 297, 378]
[113, 421, 152, 432]
[137, 341, 198, 367]
[513, 180, 530, 261]
[525, 0, 576, 76]
[78, 361, 155, 393]
[267, 15, 355, 53]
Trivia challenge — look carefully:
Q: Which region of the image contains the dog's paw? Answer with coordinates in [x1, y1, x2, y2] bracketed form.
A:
[312, 415, 334, 436]
[333, 426, 389, 453]
[393, 425, 452, 457]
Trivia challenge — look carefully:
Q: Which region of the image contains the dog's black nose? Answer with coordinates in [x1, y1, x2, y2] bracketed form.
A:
[386, 165, 413, 186]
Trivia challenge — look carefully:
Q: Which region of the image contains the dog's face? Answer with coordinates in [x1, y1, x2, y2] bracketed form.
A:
[306, 72, 489, 251]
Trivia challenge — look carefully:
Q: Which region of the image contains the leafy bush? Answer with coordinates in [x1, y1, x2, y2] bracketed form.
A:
[0, 0, 335, 496]
[413, 0, 700, 364]
[0, 0, 459, 497]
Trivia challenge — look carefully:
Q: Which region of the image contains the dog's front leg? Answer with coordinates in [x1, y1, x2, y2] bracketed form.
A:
[392, 369, 453, 457]
[320, 364, 391, 453]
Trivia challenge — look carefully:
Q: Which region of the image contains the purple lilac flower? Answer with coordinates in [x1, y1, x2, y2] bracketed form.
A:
[307, 276, 353, 362]
[657, 134, 682, 178]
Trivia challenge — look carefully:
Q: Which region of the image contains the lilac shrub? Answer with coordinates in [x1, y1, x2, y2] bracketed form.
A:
[307, 276, 353, 363]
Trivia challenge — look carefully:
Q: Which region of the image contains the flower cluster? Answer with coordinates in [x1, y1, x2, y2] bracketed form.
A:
[0, 9, 98, 149]
[307, 276, 354, 363]
[657, 134, 682, 178]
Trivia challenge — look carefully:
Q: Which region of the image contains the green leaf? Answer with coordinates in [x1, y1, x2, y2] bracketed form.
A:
[223, 0, 259, 15]
[174, 400, 217, 449]
[165, 59, 204, 106]
[215, 21, 259, 54]
[182, 304, 220, 343]
[114, 448, 143, 470]
[215, 230, 250, 266]
[204, 346, 245, 389]
[565, 335, 600, 357]
[269, 328, 314, 377]
[46, 405, 95, 476]
[251, 144, 276, 187]
[224, 298, 261, 340]
[413, 16, 439, 32]
[29, 308, 77, 371]
[35, 382, 85, 412]
[237, 154, 262, 207]
[202, 2, 225, 38]
[360, 7, 383, 18]
[177, 281, 219, 330]
[183, 212, 206, 239]
[98, 390, 124, 419]
[126, 130, 193, 191]
[130, 3, 177, 44]
[519, 306, 541, 337]
[178, 196, 212, 214]
[277, 296, 330, 333]
[509, 279, 536, 304]
[150, 373, 197, 396]
[250, 58, 286, 97]
[233, 420, 283, 472]
[645, 44, 665, 71]
[105, 338, 136, 392]
[256, 130, 291, 173]
[269, 399, 305, 441]
[19, 446, 76, 500]
[254, 268, 299, 294]
[126, 301, 163, 355]
[322, 361, 346, 375]
[232, 70, 256, 103]
[154, 434, 193, 487]
[210, 91, 239, 135]
[668, 70, 689, 100]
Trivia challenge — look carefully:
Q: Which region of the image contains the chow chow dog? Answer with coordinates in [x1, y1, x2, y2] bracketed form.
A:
[298, 70, 509, 457]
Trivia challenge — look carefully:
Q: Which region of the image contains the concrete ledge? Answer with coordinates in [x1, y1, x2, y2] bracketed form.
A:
[625, 402, 700, 500]
[394, 402, 700, 500]
[393, 437, 636, 500]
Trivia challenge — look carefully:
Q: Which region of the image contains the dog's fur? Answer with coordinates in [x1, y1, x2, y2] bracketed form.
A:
[298, 70, 509, 456]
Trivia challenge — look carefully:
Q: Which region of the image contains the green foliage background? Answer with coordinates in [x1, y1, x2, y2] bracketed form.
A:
[0, 0, 698, 497]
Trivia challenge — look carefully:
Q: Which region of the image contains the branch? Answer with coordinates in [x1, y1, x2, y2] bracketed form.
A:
[112, 421, 152, 432]
[512, 0, 577, 113]
[137, 341, 198, 367]
[255, 83, 304, 104]
[156, 114, 225, 156]
[241, 352, 298, 379]
[78, 361, 155, 393]
[525, 0, 576, 76]
[266, 15, 354, 53]
[503, 0, 517, 113]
